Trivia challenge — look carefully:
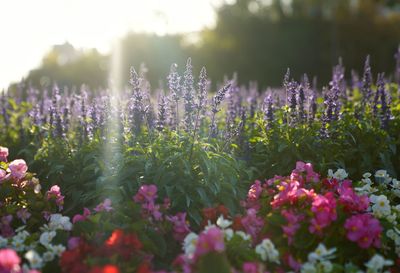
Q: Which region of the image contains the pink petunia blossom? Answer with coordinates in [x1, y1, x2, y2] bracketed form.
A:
[8, 159, 28, 180]
[166, 212, 191, 241]
[270, 180, 315, 209]
[0, 147, 8, 162]
[0, 249, 20, 272]
[194, 227, 225, 258]
[338, 181, 369, 213]
[344, 213, 382, 249]
[242, 262, 259, 273]
[241, 208, 264, 242]
[133, 184, 158, 203]
[94, 198, 113, 212]
[281, 209, 304, 244]
[309, 192, 337, 234]
[46, 185, 65, 210]
[67, 237, 81, 250]
[72, 208, 91, 224]
[246, 180, 263, 210]
[0, 169, 7, 182]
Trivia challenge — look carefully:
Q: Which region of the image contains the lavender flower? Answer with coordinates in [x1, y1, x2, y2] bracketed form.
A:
[298, 85, 306, 123]
[263, 94, 274, 130]
[156, 94, 168, 131]
[395, 45, 400, 98]
[182, 58, 195, 133]
[209, 83, 231, 138]
[129, 67, 144, 135]
[287, 81, 298, 125]
[361, 55, 373, 104]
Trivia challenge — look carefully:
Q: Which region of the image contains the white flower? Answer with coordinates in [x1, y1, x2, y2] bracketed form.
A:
[235, 231, 251, 241]
[42, 251, 55, 262]
[216, 215, 232, 229]
[328, 169, 348, 180]
[204, 220, 217, 231]
[25, 250, 43, 269]
[183, 232, 198, 258]
[255, 238, 279, 263]
[375, 170, 392, 184]
[365, 254, 393, 273]
[11, 236, 25, 252]
[301, 262, 317, 273]
[386, 229, 396, 240]
[49, 244, 66, 256]
[224, 228, 234, 240]
[392, 179, 400, 189]
[371, 195, 391, 218]
[49, 214, 72, 231]
[40, 231, 56, 247]
[318, 260, 333, 273]
[394, 205, 400, 212]
[308, 244, 336, 262]
[393, 189, 400, 198]
[363, 172, 372, 178]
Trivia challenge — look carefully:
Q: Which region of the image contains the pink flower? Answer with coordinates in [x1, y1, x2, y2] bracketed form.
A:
[271, 180, 315, 209]
[241, 208, 264, 242]
[294, 161, 320, 183]
[16, 208, 31, 224]
[68, 237, 81, 250]
[166, 212, 191, 241]
[133, 184, 158, 203]
[281, 209, 304, 244]
[0, 249, 20, 272]
[338, 181, 369, 212]
[94, 198, 113, 212]
[242, 262, 259, 273]
[46, 185, 65, 210]
[309, 192, 337, 234]
[8, 159, 28, 180]
[72, 208, 91, 223]
[194, 227, 225, 258]
[0, 169, 7, 182]
[344, 214, 382, 249]
[246, 180, 263, 210]
[0, 147, 8, 162]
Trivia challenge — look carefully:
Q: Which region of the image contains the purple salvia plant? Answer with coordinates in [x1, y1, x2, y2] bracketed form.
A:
[167, 63, 181, 130]
[156, 94, 168, 131]
[182, 58, 195, 133]
[297, 84, 306, 123]
[361, 55, 373, 104]
[287, 80, 298, 125]
[193, 66, 208, 135]
[209, 83, 231, 138]
[129, 67, 144, 135]
[263, 94, 274, 131]
[0, 90, 9, 127]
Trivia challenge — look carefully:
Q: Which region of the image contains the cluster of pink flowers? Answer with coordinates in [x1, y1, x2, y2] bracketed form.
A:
[281, 209, 304, 244]
[46, 185, 65, 210]
[344, 213, 382, 248]
[309, 192, 337, 235]
[8, 159, 28, 180]
[0, 146, 8, 162]
[133, 184, 162, 220]
[337, 181, 369, 212]
[0, 249, 39, 273]
[93, 198, 113, 212]
[241, 208, 264, 242]
[166, 212, 191, 241]
[194, 227, 225, 258]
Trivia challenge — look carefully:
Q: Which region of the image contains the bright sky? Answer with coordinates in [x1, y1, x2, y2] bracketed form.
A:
[0, 0, 224, 90]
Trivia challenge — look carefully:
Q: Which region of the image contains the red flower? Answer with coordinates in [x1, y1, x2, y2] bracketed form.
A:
[137, 262, 152, 273]
[103, 229, 143, 259]
[89, 265, 120, 273]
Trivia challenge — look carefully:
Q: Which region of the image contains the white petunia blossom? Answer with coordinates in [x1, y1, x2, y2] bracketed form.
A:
[216, 215, 232, 229]
[25, 250, 43, 269]
[224, 228, 234, 240]
[49, 244, 66, 256]
[40, 231, 56, 247]
[255, 238, 279, 263]
[42, 251, 55, 262]
[48, 214, 72, 231]
[328, 169, 348, 180]
[374, 170, 391, 184]
[235, 231, 251, 241]
[308, 244, 336, 263]
[183, 232, 198, 258]
[365, 254, 393, 273]
[371, 195, 391, 218]
[301, 262, 317, 273]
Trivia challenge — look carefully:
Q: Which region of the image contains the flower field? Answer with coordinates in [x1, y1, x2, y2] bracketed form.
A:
[1, 51, 400, 273]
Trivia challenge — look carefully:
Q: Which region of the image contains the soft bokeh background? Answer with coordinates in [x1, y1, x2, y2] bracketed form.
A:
[2, 0, 400, 92]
